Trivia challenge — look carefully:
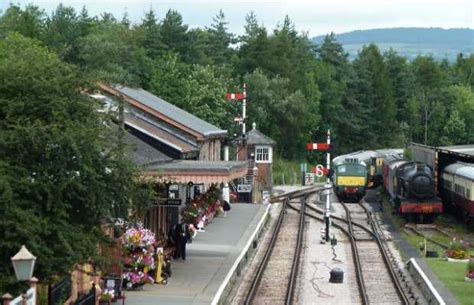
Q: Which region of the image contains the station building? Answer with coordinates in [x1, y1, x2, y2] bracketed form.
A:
[94, 84, 249, 237]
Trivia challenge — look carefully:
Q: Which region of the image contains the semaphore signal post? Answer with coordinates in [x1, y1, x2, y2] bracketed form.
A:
[306, 130, 332, 241]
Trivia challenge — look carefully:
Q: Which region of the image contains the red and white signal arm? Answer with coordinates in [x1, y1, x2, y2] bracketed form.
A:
[226, 92, 245, 100]
[306, 143, 332, 150]
[234, 117, 244, 123]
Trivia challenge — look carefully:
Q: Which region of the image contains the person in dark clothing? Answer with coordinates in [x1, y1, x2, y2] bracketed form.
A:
[174, 221, 190, 260]
[223, 200, 231, 217]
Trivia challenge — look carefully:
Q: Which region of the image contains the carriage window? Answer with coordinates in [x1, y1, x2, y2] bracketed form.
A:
[444, 181, 451, 189]
[467, 189, 471, 199]
[338, 166, 346, 173]
[455, 184, 465, 196]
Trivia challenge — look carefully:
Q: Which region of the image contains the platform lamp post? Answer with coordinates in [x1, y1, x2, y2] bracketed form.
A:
[11, 245, 37, 305]
[11, 245, 36, 282]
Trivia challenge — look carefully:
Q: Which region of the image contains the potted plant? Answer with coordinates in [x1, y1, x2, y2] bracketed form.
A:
[466, 260, 474, 282]
[445, 238, 470, 262]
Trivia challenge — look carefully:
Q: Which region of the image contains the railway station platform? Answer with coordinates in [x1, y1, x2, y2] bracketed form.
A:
[125, 202, 269, 305]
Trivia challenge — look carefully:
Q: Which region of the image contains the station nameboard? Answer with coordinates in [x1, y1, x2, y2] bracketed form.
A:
[237, 184, 252, 193]
[165, 199, 182, 206]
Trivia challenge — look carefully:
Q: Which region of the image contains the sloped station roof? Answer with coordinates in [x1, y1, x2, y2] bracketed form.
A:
[111, 85, 227, 138]
[94, 84, 248, 184]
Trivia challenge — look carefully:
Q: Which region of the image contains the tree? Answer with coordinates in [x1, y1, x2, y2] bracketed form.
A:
[137, 9, 163, 59]
[206, 10, 235, 65]
[384, 49, 416, 123]
[0, 33, 140, 293]
[412, 55, 447, 144]
[160, 10, 189, 56]
[236, 12, 271, 75]
[0, 4, 45, 39]
[353, 44, 398, 148]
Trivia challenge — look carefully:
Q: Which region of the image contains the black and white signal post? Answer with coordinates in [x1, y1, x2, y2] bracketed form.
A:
[307, 130, 332, 241]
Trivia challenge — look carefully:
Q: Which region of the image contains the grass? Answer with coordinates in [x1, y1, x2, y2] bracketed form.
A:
[378, 195, 474, 304]
[426, 258, 474, 305]
[272, 157, 301, 185]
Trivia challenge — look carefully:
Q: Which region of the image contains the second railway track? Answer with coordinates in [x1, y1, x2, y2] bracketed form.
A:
[244, 187, 325, 305]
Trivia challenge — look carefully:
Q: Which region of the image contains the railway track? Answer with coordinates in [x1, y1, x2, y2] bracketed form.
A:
[341, 201, 409, 305]
[244, 187, 324, 305]
[291, 198, 416, 305]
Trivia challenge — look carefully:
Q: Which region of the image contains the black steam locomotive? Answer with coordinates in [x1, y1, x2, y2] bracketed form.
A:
[382, 154, 443, 217]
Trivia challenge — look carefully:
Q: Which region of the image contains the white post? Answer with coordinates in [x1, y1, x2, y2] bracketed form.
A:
[326, 129, 331, 184]
[224, 145, 229, 161]
[242, 83, 247, 135]
[325, 129, 331, 241]
[223, 145, 230, 203]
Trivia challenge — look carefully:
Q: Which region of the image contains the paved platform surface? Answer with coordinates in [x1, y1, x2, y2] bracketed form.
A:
[125, 203, 268, 305]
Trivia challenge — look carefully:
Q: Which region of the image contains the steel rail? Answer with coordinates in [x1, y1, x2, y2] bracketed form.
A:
[244, 187, 323, 305]
[305, 203, 375, 237]
[243, 195, 288, 305]
[335, 202, 371, 305]
[286, 202, 370, 305]
[285, 192, 308, 304]
[270, 185, 330, 203]
[357, 202, 411, 305]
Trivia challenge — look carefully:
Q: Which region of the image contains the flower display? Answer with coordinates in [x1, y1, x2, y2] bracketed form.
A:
[123, 225, 155, 250]
[122, 224, 156, 289]
[181, 184, 223, 226]
[445, 238, 470, 260]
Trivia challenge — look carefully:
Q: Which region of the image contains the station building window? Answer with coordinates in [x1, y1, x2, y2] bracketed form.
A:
[255, 146, 272, 163]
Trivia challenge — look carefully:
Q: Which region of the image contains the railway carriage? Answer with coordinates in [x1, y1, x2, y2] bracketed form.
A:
[382, 154, 443, 218]
[441, 162, 474, 221]
[332, 149, 403, 200]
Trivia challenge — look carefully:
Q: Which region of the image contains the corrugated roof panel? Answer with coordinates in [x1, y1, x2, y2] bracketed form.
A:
[439, 144, 474, 157]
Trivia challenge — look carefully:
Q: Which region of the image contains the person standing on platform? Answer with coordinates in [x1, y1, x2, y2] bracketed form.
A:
[174, 221, 190, 260]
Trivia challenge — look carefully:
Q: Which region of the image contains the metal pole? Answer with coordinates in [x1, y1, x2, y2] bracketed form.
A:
[325, 129, 331, 241]
[326, 129, 331, 184]
[223, 145, 230, 203]
[242, 83, 247, 135]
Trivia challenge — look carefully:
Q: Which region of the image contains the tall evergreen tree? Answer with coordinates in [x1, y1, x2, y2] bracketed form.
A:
[353, 44, 398, 148]
[160, 9, 189, 56]
[206, 10, 234, 65]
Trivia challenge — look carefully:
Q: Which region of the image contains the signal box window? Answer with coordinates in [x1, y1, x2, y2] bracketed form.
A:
[256, 146, 272, 163]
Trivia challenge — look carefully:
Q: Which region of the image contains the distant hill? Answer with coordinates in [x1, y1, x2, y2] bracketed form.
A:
[312, 28, 474, 61]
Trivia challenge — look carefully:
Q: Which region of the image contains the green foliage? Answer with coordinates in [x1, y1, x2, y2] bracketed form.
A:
[272, 157, 302, 185]
[0, 33, 143, 294]
[0, 3, 473, 295]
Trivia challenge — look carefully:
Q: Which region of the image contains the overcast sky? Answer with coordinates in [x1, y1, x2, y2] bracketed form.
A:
[2, 0, 473, 36]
